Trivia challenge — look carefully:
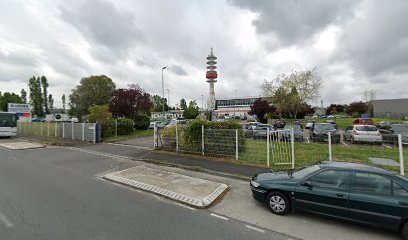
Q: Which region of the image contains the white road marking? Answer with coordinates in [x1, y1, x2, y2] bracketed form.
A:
[210, 213, 229, 221]
[0, 212, 13, 227]
[105, 143, 152, 150]
[174, 202, 195, 210]
[382, 144, 392, 149]
[245, 225, 265, 234]
[340, 141, 349, 146]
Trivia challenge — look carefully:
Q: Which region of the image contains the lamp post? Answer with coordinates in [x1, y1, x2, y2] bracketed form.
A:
[162, 66, 166, 120]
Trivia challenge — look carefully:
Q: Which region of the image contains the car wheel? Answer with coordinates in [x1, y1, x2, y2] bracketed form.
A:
[400, 221, 408, 240]
[266, 191, 290, 215]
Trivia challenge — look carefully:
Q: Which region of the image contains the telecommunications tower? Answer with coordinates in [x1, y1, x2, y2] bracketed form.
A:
[206, 48, 217, 111]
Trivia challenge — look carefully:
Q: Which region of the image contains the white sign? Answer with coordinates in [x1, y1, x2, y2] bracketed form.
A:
[8, 103, 31, 113]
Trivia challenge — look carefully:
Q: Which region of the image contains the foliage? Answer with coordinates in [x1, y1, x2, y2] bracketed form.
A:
[48, 94, 54, 112]
[62, 94, 66, 112]
[29, 76, 44, 117]
[41, 76, 49, 114]
[248, 98, 275, 123]
[133, 114, 150, 130]
[0, 92, 23, 111]
[345, 101, 368, 116]
[184, 100, 200, 119]
[110, 84, 152, 119]
[179, 98, 187, 110]
[151, 95, 168, 112]
[20, 89, 27, 103]
[263, 68, 322, 119]
[69, 75, 116, 119]
[116, 118, 134, 135]
[326, 104, 347, 115]
[88, 104, 114, 138]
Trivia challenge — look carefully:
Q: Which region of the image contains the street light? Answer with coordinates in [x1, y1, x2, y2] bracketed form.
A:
[162, 66, 166, 120]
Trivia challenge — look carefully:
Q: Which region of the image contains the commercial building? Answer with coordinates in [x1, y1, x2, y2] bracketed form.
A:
[151, 110, 184, 120]
[371, 98, 408, 119]
[214, 96, 259, 118]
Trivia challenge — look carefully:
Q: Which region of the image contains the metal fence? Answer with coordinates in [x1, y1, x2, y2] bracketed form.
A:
[155, 125, 408, 175]
[17, 122, 101, 143]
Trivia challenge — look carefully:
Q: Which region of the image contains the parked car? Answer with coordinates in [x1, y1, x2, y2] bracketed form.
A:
[240, 122, 252, 137]
[252, 124, 275, 140]
[250, 161, 408, 238]
[149, 121, 162, 129]
[281, 125, 304, 142]
[353, 118, 374, 126]
[320, 115, 327, 119]
[310, 123, 340, 143]
[343, 125, 382, 144]
[325, 120, 337, 129]
[156, 120, 171, 128]
[379, 124, 408, 145]
[305, 120, 316, 129]
[274, 120, 286, 129]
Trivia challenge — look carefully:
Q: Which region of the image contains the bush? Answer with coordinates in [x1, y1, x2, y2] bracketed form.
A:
[100, 118, 115, 138]
[134, 114, 150, 130]
[117, 118, 134, 135]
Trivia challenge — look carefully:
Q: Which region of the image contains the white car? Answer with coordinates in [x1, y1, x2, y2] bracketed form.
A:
[305, 120, 316, 129]
[343, 125, 382, 144]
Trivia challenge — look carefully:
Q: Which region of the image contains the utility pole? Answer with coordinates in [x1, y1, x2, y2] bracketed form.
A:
[161, 66, 166, 120]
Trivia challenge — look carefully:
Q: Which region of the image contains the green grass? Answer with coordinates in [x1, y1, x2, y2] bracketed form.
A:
[103, 129, 153, 141]
[239, 139, 408, 174]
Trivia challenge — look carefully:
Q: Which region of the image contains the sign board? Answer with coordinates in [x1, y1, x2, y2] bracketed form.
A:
[8, 103, 31, 113]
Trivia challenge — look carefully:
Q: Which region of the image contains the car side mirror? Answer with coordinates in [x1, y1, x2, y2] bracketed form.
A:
[302, 180, 313, 188]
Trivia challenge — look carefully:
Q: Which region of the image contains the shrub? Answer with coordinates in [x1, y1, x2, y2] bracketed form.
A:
[117, 118, 134, 135]
[134, 114, 150, 130]
[100, 118, 116, 138]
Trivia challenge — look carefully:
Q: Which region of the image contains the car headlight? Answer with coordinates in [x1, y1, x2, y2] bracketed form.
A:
[251, 180, 260, 187]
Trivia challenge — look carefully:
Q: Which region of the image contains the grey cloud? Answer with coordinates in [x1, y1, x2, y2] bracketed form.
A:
[228, 0, 357, 47]
[59, 0, 143, 60]
[169, 65, 188, 76]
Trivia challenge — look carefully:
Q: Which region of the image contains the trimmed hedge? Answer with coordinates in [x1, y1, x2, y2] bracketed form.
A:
[117, 118, 134, 135]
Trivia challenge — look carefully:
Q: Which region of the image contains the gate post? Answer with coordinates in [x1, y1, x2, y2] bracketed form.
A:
[176, 123, 179, 152]
[399, 134, 405, 176]
[201, 125, 204, 156]
[82, 123, 85, 141]
[235, 129, 239, 160]
[328, 132, 332, 161]
[267, 127, 270, 167]
[72, 122, 74, 140]
[291, 127, 295, 169]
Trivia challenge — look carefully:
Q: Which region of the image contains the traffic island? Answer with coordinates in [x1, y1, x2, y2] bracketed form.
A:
[103, 165, 228, 208]
[0, 141, 45, 150]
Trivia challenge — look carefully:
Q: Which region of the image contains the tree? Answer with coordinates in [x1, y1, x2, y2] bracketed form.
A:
[20, 89, 27, 103]
[262, 68, 322, 119]
[62, 94, 66, 112]
[41, 76, 49, 114]
[0, 92, 23, 111]
[110, 84, 153, 119]
[248, 98, 275, 123]
[326, 104, 346, 115]
[184, 100, 200, 119]
[179, 98, 187, 110]
[151, 95, 168, 112]
[29, 76, 44, 117]
[88, 104, 112, 123]
[69, 75, 116, 119]
[48, 94, 54, 112]
[346, 101, 368, 116]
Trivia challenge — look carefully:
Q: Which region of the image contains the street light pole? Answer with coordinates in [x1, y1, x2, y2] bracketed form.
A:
[162, 66, 166, 120]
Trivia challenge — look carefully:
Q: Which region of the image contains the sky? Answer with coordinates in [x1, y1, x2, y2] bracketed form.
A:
[1, 0, 407, 108]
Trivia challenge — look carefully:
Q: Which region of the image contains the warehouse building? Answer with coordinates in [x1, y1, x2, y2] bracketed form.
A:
[371, 98, 408, 119]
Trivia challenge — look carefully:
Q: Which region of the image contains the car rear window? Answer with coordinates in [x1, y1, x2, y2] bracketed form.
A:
[355, 126, 377, 131]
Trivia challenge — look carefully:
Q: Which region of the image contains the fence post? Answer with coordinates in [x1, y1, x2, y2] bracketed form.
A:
[47, 122, 50, 136]
[291, 127, 295, 169]
[176, 123, 179, 152]
[153, 123, 157, 149]
[62, 123, 65, 138]
[328, 132, 332, 161]
[235, 129, 239, 160]
[82, 123, 85, 141]
[398, 134, 405, 176]
[201, 125, 204, 156]
[40, 123, 43, 136]
[94, 123, 96, 143]
[267, 127, 270, 167]
[72, 122, 74, 140]
[115, 119, 118, 137]
[55, 123, 57, 137]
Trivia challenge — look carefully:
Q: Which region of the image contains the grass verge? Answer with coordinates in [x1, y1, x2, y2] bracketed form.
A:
[104, 129, 153, 142]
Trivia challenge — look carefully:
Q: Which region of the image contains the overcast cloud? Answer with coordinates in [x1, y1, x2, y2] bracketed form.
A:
[0, 0, 407, 107]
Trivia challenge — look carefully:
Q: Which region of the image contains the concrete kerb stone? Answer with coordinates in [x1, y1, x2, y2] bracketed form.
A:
[103, 166, 229, 208]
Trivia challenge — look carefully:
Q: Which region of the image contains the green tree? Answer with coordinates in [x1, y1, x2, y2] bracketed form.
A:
[29, 76, 44, 117]
[62, 94, 66, 112]
[151, 95, 168, 112]
[20, 89, 27, 103]
[180, 98, 187, 110]
[69, 75, 116, 119]
[88, 104, 115, 137]
[41, 76, 49, 114]
[184, 100, 199, 119]
[0, 92, 23, 111]
[48, 94, 54, 112]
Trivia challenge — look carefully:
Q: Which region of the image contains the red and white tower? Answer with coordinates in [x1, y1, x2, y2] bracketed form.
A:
[206, 48, 217, 110]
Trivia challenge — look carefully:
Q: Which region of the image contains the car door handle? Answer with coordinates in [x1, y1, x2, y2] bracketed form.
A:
[336, 193, 346, 198]
[399, 201, 408, 206]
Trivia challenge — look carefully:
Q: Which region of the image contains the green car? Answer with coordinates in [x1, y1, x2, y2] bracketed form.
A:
[250, 161, 408, 239]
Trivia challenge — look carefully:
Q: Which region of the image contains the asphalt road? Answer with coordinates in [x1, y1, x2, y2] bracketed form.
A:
[0, 138, 291, 240]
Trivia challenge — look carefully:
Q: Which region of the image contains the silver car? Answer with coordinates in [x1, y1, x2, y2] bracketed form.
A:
[343, 125, 382, 144]
[305, 120, 316, 129]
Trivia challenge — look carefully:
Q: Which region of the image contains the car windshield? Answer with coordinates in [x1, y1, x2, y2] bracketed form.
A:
[284, 125, 301, 131]
[0, 113, 17, 127]
[393, 125, 408, 133]
[356, 126, 377, 131]
[315, 124, 335, 131]
[292, 165, 321, 179]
